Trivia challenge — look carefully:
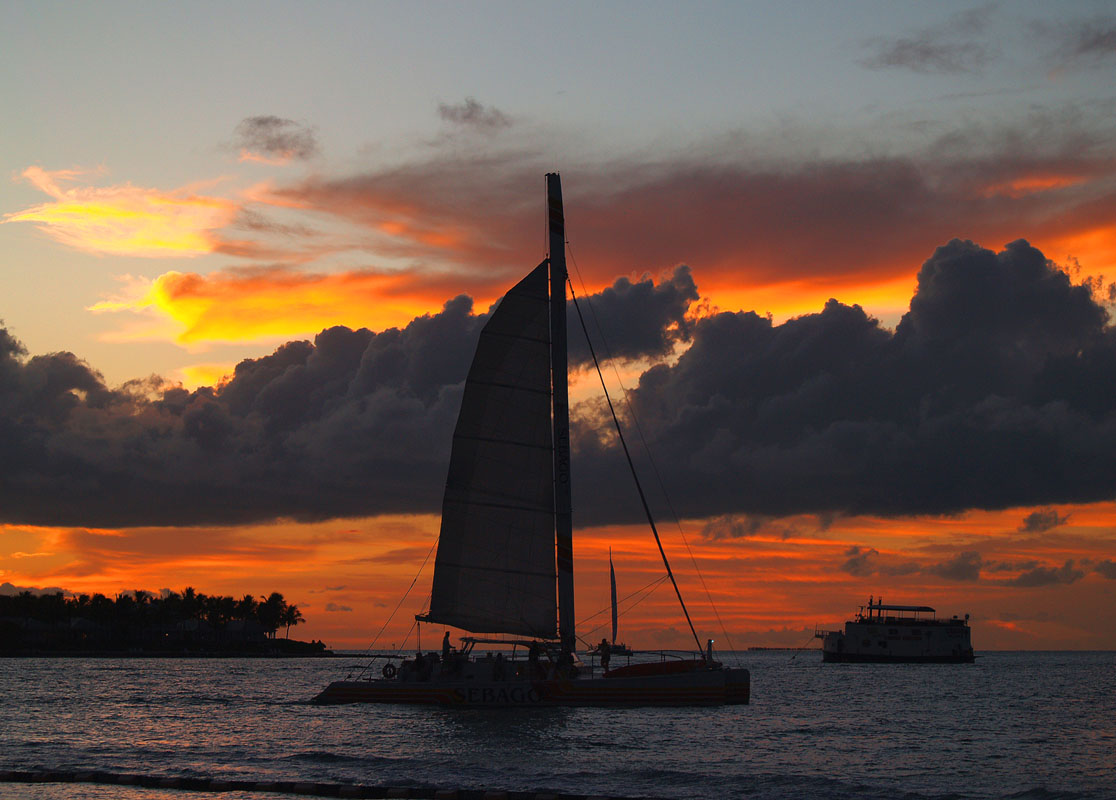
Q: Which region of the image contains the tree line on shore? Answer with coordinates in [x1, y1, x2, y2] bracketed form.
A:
[0, 588, 320, 654]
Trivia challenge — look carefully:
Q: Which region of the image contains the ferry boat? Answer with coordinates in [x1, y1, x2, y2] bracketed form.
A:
[815, 596, 975, 663]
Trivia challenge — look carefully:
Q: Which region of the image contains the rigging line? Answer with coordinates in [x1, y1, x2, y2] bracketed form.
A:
[576, 575, 670, 641]
[788, 630, 821, 662]
[566, 242, 740, 658]
[567, 279, 705, 657]
[351, 536, 438, 680]
[575, 573, 670, 628]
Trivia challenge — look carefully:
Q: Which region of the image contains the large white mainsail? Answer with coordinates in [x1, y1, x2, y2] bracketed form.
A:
[424, 262, 558, 637]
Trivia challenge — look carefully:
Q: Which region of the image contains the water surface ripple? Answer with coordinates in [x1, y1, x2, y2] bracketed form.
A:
[2, 651, 1113, 799]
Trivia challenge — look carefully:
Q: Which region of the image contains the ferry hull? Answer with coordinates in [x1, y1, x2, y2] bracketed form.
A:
[313, 668, 749, 707]
[822, 651, 975, 664]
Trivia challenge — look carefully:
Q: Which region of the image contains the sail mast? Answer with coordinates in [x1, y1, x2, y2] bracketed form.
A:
[547, 172, 575, 652]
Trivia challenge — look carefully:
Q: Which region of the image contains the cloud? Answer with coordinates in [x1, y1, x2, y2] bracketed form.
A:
[700, 514, 801, 541]
[861, 37, 990, 74]
[1067, 19, 1116, 61]
[437, 97, 511, 132]
[838, 544, 932, 578]
[0, 269, 695, 527]
[324, 602, 353, 612]
[258, 140, 1116, 323]
[986, 559, 1040, 573]
[841, 545, 880, 576]
[568, 265, 698, 365]
[7, 236, 1116, 529]
[88, 265, 467, 345]
[3, 167, 238, 258]
[0, 581, 68, 596]
[1008, 559, 1086, 587]
[1095, 559, 1116, 579]
[235, 116, 319, 163]
[859, 7, 995, 74]
[927, 551, 984, 582]
[1018, 508, 1070, 533]
[1038, 16, 1116, 68]
[40, 138, 1111, 353]
[574, 238, 1116, 524]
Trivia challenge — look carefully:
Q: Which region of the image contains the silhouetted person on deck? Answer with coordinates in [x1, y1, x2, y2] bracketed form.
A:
[557, 645, 576, 678]
[442, 631, 452, 661]
[598, 638, 611, 672]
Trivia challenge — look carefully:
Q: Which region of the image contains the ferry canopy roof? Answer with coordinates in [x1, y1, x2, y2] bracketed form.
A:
[873, 604, 935, 613]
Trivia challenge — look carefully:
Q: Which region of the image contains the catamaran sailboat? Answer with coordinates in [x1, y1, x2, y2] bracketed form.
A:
[313, 174, 749, 706]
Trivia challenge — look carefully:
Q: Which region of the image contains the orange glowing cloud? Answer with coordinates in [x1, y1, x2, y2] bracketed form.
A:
[251, 155, 1116, 333]
[88, 266, 480, 344]
[979, 172, 1089, 198]
[3, 167, 239, 257]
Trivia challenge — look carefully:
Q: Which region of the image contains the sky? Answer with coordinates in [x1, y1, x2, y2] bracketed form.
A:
[2, 0, 1116, 651]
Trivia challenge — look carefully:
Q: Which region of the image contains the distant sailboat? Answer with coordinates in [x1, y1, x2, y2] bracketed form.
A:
[603, 549, 633, 658]
[313, 174, 749, 706]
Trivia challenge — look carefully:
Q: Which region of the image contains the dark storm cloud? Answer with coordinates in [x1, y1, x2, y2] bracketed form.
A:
[0, 273, 692, 527]
[437, 97, 512, 131]
[1095, 560, 1116, 579]
[567, 265, 698, 365]
[574, 238, 1116, 524]
[986, 559, 1039, 573]
[7, 238, 1116, 529]
[1018, 508, 1070, 533]
[838, 546, 925, 578]
[235, 116, 319, 160]
[834, 547, 1092, 585]
[699, 514, 801, 541]
[1008, 560, 1085, 587]
[840, 546, 880, 577]
[927, 551, 984, 582]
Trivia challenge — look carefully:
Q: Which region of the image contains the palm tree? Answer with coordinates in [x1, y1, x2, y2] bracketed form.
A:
[257, 592, 286, 640]
[234, 594, 258, 622]
[279, 604, 304, 639]
[181, 587, 201, 620]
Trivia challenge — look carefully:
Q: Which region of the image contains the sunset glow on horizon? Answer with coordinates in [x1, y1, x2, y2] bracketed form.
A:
[4, 1, 1116, 655]
[4, 498, 1114, 652]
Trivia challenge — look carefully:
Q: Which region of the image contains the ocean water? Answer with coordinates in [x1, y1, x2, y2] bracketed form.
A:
[2, 651, 1113, 800]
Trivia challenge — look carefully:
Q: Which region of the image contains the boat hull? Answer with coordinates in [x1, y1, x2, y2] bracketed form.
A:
[313, 667, 749, 707]
[818, 614, 974, 664]
[822, 651, 975, 664]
